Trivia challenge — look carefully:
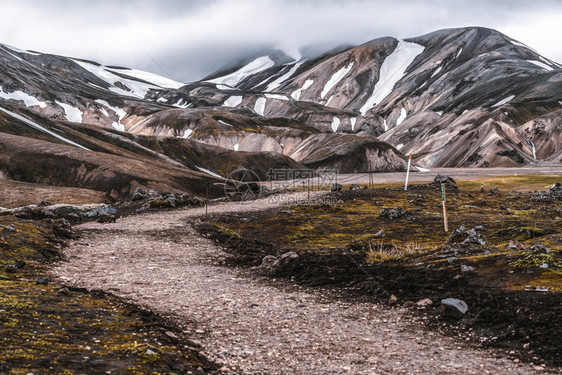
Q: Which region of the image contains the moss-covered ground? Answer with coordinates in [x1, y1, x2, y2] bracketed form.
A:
[196, 175, 562, 368]
[0, 215, 216, 374]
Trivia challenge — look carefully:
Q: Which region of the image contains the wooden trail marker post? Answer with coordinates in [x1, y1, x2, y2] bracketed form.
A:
[441, 183, 449, 232]
[404, 153, 412, 191]
[205, 181, 209, 220]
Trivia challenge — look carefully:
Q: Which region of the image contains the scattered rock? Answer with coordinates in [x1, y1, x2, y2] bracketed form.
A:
[36, 277, 50, 285]
[96, 213, 116, 223]
[5, 264, 18, 273]
[259, 255, 279, 275]
[440, 298, 468, 318]
[550, 182, 561, 198]
[146, 348, 158, 355]
[280, 210, 295, 214]
[388, 294, 398, 306]
[379, 206, 407, 220]
[506, 240, 525, 251]
[3, 225, 15, 232]
[488, 187, 500, 195]
[434, 174, 458, 189]
[374, 230, 385, 238]
[57, 287, 71, 295]
[331, 183, 342, 192]
[165, 331, 178, 339]
[530, 245, 550, 254]
[38, 201, 51, 207]
[416, 298, 433, 307]
[445, 224, 486, 246]
[132, 187, 160, 201]
[523, 343, 530, 350]
[164, 196, 177, 208]
[461, 265, 475, 273]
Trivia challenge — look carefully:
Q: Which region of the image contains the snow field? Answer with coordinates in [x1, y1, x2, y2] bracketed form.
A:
[208, 56, 275, 87]
[359, 40, 425, 115]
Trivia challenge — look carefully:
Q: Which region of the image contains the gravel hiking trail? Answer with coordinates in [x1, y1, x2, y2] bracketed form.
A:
[51, 192, 551, 374]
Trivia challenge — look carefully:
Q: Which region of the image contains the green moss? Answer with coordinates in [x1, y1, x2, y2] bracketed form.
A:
[212, 223, 240, 239]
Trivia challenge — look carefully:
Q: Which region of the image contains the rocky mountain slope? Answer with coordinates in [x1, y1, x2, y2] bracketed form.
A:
[0, 27, 560, 200]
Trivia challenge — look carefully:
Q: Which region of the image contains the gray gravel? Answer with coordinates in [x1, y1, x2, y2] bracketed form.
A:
[51, 192, 553, 374]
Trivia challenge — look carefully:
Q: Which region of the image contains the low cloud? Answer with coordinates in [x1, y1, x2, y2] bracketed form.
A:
[2, 0, 561, 82]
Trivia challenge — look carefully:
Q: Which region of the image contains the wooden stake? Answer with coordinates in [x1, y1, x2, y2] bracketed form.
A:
[441, 183, 449, 232]
[404, 153, 412, 191]
[205, 181, 209, 220]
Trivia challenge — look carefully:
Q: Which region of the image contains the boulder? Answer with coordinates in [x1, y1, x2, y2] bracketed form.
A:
[260, 252, 299, 275]
[331, 183, 342, 192]
[440, 298, 468, 318]
[260, 255, 279, 275]
[349, 184, 361, 191]
[434, 174, 458, 189]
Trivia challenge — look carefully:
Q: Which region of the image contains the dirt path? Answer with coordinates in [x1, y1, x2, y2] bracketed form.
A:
[51, 192, 550, 374]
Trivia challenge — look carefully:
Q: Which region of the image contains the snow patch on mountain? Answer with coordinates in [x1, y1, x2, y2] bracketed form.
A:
[55, 101, 83, 123]
[95, 99, 126, 131]
[218, 120, 233, 127]
[321, 62, 354, 99]
[266, 61, 305, 91]
[208, 56, 275, 87]
[223, 96, 243, 107]
[233, 142, 240, 152]
[526, 60, 554, 71]
[291, 79, 314, 101]
[265, 93, 289, 101]
[182, 129, 193, 139]
[0, 87, 47, 108]
[73, 59, 157, 99]
[359, 40, 425, 115]
[350, 117, 356, 131]
[0, 106, 89, 150]
[431, 66, 443, 78]
[331, 116, 340, 132]
[106, 67, 184, 89]
[196, 166, 221, 178]
[383, 119, 388, 132]
[254, 97, 266, 116]
[1, 44, 40, 56]
[173, 99, 191, 108]
[216, 84, 235, 91]
[491, 95, 515, 107]
[456, 48, 463, 58]
[396, 108, 407, 125]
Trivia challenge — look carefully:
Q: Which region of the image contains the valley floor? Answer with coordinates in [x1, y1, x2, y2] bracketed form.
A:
[50, 191, 558, 374]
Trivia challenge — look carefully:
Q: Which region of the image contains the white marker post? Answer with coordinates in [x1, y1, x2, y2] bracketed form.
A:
[441, 183, 449, 232]
[404, 153, 412, 191]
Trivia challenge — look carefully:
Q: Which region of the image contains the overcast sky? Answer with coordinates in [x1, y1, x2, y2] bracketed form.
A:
[2, 0, 561, 82]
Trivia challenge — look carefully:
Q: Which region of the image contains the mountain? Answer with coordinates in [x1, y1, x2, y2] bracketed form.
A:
[0, 27, 561, 202]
